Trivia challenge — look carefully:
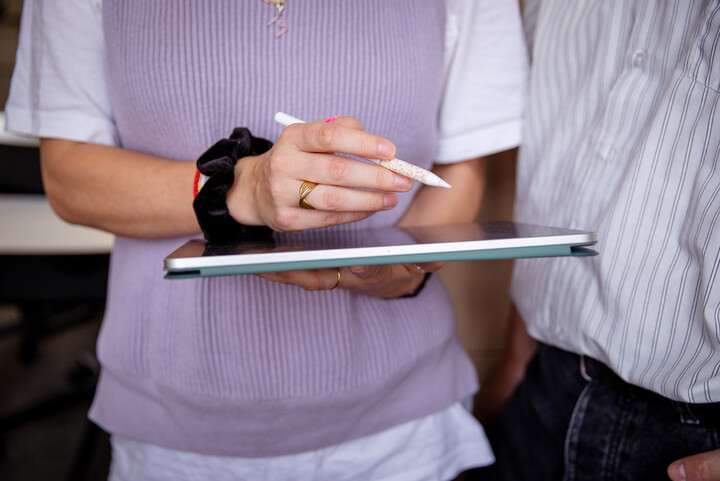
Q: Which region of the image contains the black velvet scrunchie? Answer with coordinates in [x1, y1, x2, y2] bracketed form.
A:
[193, 127, 274, 243]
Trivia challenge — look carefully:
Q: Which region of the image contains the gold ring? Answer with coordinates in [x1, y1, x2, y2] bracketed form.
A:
[299, 180, 317, 210]
[329, 268, 342, 290]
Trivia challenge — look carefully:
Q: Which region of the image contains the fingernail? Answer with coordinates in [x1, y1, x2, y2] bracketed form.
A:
[394, 175, 413, 190]
[378, 141, 395, 158]
[668, 462, 687, 481]
[349, 266, 368, 275]
[384, 193, 398, 209]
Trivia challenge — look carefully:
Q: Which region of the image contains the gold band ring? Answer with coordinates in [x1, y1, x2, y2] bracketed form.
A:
[329, 268, 342, 290]
[299, 180, 317, 210]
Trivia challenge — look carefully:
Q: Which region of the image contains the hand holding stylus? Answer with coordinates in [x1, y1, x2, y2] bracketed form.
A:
[225, 115, 414, 232]
[274, 112, 452, 188]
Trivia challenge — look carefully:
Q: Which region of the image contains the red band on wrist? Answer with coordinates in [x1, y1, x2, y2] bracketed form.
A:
[193, 169, 202, 198]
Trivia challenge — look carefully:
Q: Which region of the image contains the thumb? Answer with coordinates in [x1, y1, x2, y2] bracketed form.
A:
[668, 448, 720, 481]
[415, 261, 446, 273]
[348, 264, 385, 280]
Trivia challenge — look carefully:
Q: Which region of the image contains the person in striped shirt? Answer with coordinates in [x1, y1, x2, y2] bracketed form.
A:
[470, 1, 720, 480]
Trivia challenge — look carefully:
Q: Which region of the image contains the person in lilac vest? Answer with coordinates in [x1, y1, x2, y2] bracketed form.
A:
[6, 0, 527, 479]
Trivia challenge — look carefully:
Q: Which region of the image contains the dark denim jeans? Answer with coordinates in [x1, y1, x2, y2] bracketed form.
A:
[468, 344, 720, 481]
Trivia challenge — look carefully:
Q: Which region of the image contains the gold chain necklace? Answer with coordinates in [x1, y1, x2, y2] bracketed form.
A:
[263, 0, 288, 38]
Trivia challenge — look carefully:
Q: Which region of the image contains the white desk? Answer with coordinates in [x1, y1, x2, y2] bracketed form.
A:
[0, 194, 114, 255]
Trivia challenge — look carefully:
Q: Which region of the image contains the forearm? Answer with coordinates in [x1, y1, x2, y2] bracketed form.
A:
[40, 138, 200, 238]
[40, 119, 411, 239]
[397, 156, 487, 227]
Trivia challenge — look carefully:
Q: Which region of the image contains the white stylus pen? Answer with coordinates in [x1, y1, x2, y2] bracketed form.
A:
[273, 112, 452, 188]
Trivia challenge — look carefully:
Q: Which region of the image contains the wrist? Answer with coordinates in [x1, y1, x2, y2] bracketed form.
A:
[192, 128, 274, 242]
[399, 272, 432, 298]
[226, 154, 263, 226]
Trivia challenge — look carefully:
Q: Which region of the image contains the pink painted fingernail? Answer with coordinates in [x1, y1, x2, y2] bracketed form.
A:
[325, 115, 341, 123]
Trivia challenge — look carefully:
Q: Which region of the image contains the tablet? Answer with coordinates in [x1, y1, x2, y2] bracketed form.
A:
[163, 221, 597, 279]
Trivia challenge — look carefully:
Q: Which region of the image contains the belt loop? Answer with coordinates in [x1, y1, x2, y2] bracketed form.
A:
[675, 402, 702, 426]
[579, 355, 592, 382]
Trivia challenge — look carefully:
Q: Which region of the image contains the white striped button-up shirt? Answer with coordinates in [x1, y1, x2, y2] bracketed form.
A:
[512, 0, 720, 403]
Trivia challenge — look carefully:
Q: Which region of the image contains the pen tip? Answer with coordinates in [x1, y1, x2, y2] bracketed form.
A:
[439, 180, 452, 189]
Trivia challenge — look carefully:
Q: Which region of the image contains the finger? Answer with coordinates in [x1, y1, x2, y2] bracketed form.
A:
[255, 268, 342, 291]
[299, 153, 413, 192]
[302, 184, 399, 212]
[669, 449, 720, 481]
[344, 263, 426, 298]
[414, 261, 445, 273]
[344, 264, 394, 293]
[347, 264, 387, 281]
[347, 263, 433, 281]
[325, 115, 364, 131]
[404, 262, 444, 276]
[268, 149, 412, 193]
[290, 121, 396, 160]
[271, 208, 374, 232]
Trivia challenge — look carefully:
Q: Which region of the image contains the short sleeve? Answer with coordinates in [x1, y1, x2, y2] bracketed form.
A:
[521, 0, 542, 60]
[4, 0, 118, 146]
[436, 0, 528, 163]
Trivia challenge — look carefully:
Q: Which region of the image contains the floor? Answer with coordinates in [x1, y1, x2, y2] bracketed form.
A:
[0, 304, 111, 481]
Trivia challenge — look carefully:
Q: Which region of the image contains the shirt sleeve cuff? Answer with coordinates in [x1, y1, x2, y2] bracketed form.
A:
[4, 106, 119, 146]
[434, 118, 522, 164]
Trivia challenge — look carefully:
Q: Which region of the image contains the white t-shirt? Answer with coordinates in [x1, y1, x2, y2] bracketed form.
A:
[6, 0, 527, 163]
[109, 401, 491, 481]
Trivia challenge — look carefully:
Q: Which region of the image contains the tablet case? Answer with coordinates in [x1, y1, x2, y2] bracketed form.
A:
[163, 221, 597, 279]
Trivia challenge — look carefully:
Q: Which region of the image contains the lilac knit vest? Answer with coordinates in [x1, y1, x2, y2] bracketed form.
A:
[90, 0, 477, 456]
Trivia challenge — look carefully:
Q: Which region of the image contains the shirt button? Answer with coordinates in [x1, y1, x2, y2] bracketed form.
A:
[632, 49, 647, 67]
[596, 141, 616, 162]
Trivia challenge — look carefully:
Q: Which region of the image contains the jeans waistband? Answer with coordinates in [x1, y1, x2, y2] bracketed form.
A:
[572, 350, 720, 428]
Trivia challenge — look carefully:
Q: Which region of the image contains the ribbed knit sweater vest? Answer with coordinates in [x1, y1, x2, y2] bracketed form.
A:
[90, 0, 477, 456]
